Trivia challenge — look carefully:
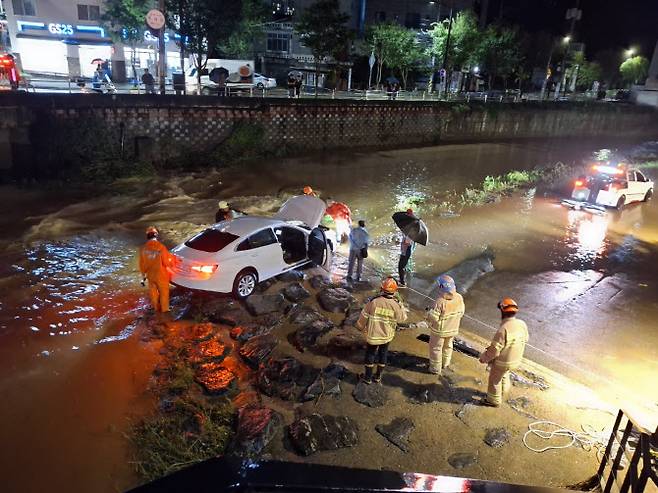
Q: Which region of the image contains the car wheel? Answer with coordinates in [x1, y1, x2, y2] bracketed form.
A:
[616, 195, 626, 210]
[201, 87, 212, 96]
[256, 82, 264, 89]
[233, 268, 258, 299]
[643, 189, 653, 202]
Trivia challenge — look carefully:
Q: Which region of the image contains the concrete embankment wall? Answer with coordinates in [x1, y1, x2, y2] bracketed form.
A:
[1, 93, 658, 177]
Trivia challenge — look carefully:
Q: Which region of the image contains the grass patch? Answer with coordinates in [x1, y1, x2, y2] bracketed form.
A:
[637, 160, 658, 169]
[458, 162, 568, 207]
[130, 396, 234, 482]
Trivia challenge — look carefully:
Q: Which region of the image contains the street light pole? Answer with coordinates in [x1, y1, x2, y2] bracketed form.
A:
[442, 1, 454, 99]
[560, 0, 581, 96]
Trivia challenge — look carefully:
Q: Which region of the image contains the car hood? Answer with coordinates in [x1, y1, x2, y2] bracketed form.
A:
[274, 195, 327, 229]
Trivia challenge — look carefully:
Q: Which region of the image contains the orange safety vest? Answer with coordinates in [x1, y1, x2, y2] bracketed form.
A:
[139, 239, 171, 282]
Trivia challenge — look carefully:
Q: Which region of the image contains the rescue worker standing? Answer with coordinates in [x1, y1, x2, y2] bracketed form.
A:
[479, 298, 529, 407]
[427, 275, 465, 375]
[139, 226, 172, 313]
[398, 209, 416, 286]
[215, 201, 237, 223]
[347, 220, 369, 282]
[356, 277, 407, 384]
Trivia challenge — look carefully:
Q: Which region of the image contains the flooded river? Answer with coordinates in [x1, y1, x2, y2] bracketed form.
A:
[1, 138, 657, 492]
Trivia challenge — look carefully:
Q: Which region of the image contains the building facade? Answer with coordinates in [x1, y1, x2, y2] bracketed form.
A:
[3, 0, 184, 80]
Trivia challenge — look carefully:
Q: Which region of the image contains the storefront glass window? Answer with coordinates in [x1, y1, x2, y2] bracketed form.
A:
[12, 0, 37, 16]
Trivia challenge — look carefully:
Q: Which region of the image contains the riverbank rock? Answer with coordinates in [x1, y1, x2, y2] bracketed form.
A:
[229, 406, 283, 457]
[309, 275, 335, 291]
[288, 413, 359, 456]
[278, 270, 305, 282]
[321, 325, 366, 356]
[342, 305, 362, 328]
[230, 324, 275, 342]
[484, 427, 511, 448]
[188, 337, 228, 365]
[318, 287, 356, 313]
[257, 357, 320, 401]
[289, 305, 325, 326]
[375, 417, 415, 452]
[353, 381, 388, 408]
[245, 294, 290, 316]
[448, 452, 478, 470]
[294, 318, 335, 351]
[281, 282, 310, 302]
[239, 334, 278, 367]
[303, 363, 346, 401]
[187, 297, 251, 326]
[194, 362, 235, 394]
[181, 322, 215, 342]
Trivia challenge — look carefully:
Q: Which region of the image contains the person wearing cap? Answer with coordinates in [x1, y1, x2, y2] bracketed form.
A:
[397, 208, 416, 286]
[479, 298, 529, 407]
[427, 274, 465, 375]
[139, 226, 173, 313]
[215, 200, 237, 223]
[356, 277, 408, 384]
[303, 186, 317, 197]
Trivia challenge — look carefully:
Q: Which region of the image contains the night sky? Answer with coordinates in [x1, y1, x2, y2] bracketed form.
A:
[489, 0, 658, 58]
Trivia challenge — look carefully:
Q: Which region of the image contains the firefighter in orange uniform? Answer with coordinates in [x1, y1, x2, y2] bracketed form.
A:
[479, 298, 529, 407]
[356, 277, 408, 384]
[139, 226, 172, 313]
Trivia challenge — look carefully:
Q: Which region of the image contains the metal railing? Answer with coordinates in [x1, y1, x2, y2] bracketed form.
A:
[598, 409, 657, 493]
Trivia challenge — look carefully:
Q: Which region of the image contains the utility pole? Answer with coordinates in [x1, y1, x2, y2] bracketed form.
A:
[560, 0, 581, 96]
[158, 0, 166, 95]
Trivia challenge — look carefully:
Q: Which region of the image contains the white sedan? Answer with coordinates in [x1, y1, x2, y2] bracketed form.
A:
[571, 166, 653, 210]
[170, 196, 333, 298]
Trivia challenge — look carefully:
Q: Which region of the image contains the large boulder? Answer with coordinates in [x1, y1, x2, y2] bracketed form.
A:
[288, 413, 359, 456]
[230, 324, 275, 342]
[188, 297, 251, 326]
[288, 305, 325, 326]
[277, 270, 305, 282]
[188, 337, 228, 365]
[180, 322, 216, 342]
[375, 417, 415, 453]
[239, 334, 278, 367]
[245, 294, 291, 316]
[281, 282, 311, 302]
[229, 406, 283, 457]
[294, 318, 335, 351]
[257, 357, 320, 401]
[309, 275, 335, 291]
[352, 381, 388, 408]
[317, 287, 356, 313]
[303, 363, 346, 401]
[342, 305, 362, 328]
[194, 362, 236, 394]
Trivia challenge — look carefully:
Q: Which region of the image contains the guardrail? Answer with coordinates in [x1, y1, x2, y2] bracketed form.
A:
[597, 409, 657, 493]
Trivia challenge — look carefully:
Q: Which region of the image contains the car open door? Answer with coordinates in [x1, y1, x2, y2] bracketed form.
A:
[308, 227, 332, 271]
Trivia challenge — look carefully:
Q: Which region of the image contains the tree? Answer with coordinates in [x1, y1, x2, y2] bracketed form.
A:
[428, 10, 481, 72]
[220, 0, 269, 59]
[101, 0, 150, 83]
[619, 55, 649, 86]
[396, 35, 429, 89]
[296, 0, 351, 96]
[366, 23, 397, 88]
[166, 0, 243, 88]
[570, 52, 602, 91]
[477, 25, 522, 89]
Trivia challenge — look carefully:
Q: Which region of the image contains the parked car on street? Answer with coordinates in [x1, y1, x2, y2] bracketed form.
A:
[170, 195, 333, 298]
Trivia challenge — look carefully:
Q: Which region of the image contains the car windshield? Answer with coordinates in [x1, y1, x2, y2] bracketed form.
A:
[185, 229, 238, 253]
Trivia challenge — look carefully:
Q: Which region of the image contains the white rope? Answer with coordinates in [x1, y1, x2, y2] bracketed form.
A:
[522, 420, 609, 456]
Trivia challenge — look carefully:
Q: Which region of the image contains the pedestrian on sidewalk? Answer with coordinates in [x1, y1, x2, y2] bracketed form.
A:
[139, 226, 172, 313]
[347, 220, 369, 282]
[356, 277, 407, 384]
[142, 68, 155, 95]
[397, 209, 416, 286]
[478, 298, 529, 407]
[427, 275, 465, 375]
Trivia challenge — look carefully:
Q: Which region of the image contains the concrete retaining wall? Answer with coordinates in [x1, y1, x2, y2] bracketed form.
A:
[1, 93, 658, 177]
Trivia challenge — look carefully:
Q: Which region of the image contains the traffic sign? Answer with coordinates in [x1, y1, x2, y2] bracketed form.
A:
[145, 9, 165, 30]
[369, 52, 375, 68]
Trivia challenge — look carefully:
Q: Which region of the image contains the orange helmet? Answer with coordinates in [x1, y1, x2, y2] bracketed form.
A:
[145, 226, 159, 237]
[406, 208, 414, 215]
[498, 298, 518, 314]
[303, 186, 314, 195]
[381, 277, 398, 294]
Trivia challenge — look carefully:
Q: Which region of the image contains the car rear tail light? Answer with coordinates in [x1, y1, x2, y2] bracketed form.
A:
[574, 180, 584, 187]
[191, 264, 218, 274]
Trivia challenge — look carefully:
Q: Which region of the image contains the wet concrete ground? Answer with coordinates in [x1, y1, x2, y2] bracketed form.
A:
[0, 138, 657, 491]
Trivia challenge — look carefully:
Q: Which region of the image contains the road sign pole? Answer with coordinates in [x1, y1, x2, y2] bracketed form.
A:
[368, 51, 375, 90]
[158, 0, 166, 95]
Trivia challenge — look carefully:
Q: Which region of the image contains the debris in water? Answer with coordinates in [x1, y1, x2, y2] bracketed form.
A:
[71, 346, 79, 350]
[448, 452, 478, 469]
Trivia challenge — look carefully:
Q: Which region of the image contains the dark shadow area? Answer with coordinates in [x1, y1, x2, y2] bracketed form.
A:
[383, 372, 486, 405]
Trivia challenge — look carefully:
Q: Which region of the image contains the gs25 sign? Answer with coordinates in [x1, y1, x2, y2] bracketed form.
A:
[48, 23, 74, 35]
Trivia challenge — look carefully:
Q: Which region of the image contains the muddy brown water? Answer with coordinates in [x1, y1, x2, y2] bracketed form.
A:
[0, 138, 657, 492]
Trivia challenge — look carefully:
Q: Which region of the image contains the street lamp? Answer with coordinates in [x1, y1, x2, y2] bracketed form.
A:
[540, 35, 571, 99]
[625, 47, 636, 59]
[563, 35, 571, 44]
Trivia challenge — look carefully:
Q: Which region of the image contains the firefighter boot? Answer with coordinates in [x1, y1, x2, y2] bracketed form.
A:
[373, 364, 385, 384]
[361, 364, 374, 384]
